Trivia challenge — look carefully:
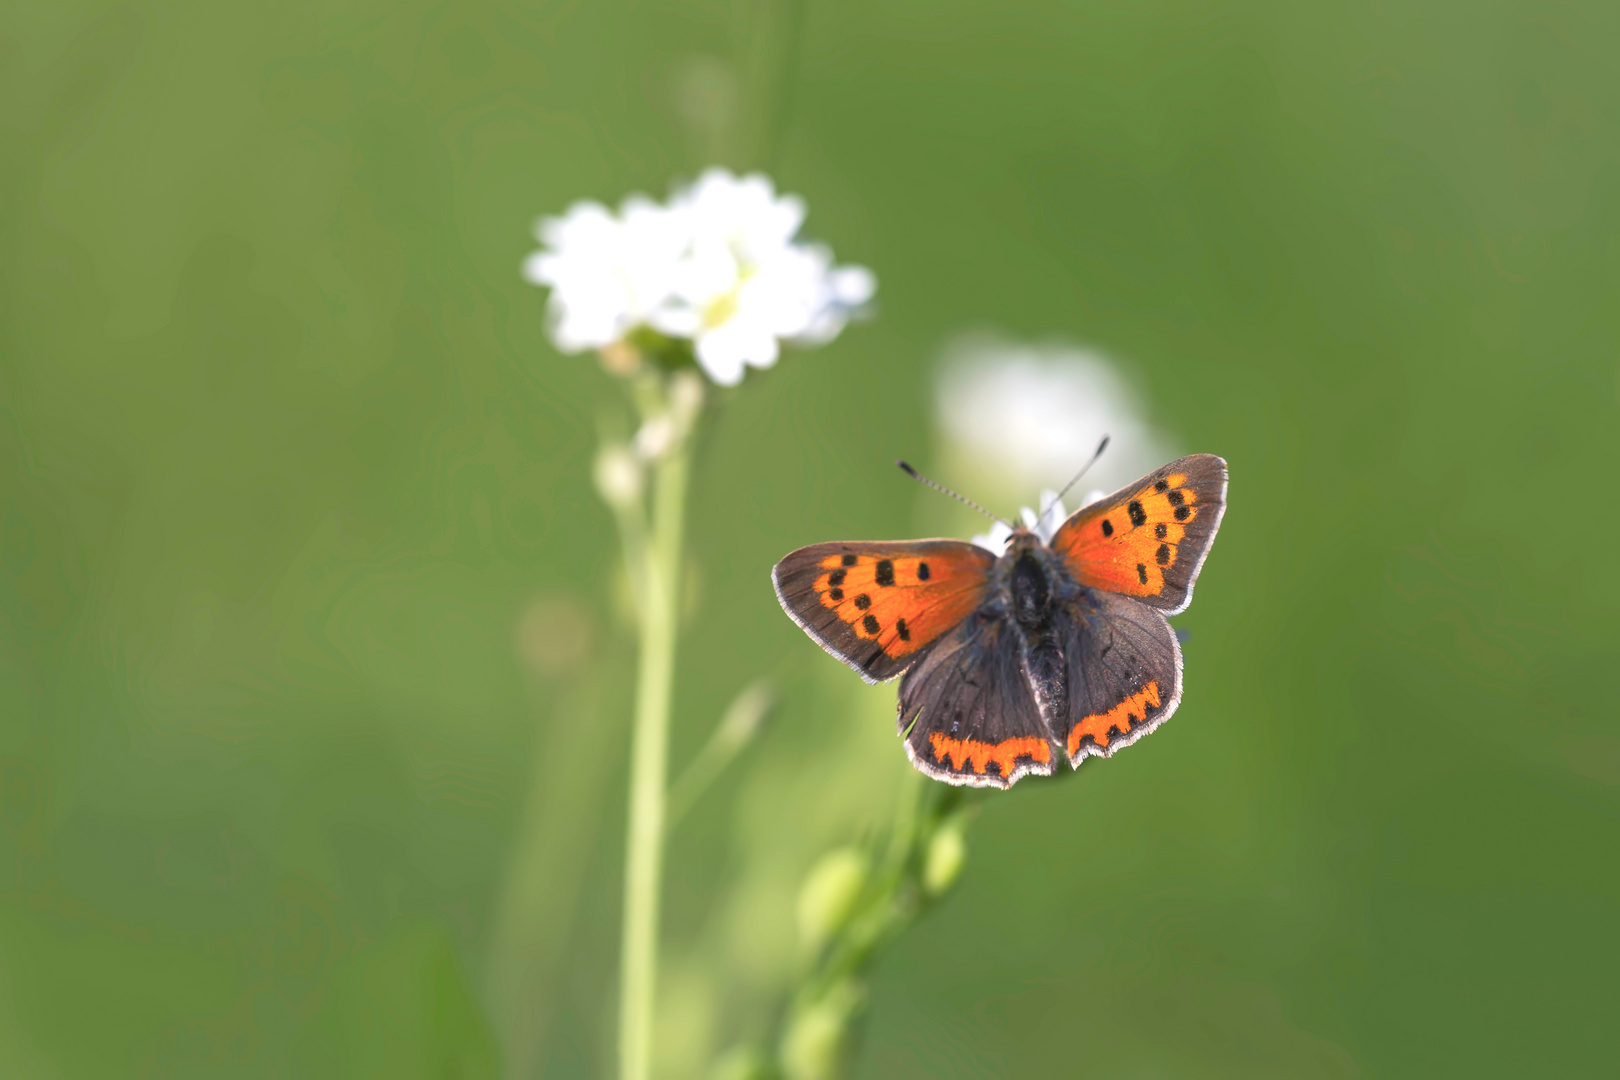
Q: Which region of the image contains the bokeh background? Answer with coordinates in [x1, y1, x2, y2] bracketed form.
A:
[4, 0, 1618, 1076]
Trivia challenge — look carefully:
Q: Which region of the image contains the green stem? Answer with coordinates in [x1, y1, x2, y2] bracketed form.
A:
[618, 438, 690, 1080]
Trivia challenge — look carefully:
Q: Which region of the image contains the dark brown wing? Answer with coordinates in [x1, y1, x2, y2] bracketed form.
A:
[897, 611, 1059, 789]
[772, 540, 994, 684]
[1056, 590, 1184, 767]
[1049, 454, 1227, 614]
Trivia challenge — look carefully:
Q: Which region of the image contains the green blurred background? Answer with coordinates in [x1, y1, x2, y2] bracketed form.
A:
[4, 0, 1618, 1076]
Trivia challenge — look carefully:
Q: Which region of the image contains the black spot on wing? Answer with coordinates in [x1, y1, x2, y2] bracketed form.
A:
[1128, 501, 1147, 527]
[917, 562, 931, 581]
[875, 560, 895, 587]
[842, 553, 858, 566]
[828, 568, 846, 587]
[862, 614, 880, 635]
[854, 594, 872, 610]
[1101, 519, 1114, 537]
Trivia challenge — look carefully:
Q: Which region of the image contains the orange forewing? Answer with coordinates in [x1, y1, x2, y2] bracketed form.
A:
[772, 540, 993, 682]
[807, 550, 980, 657]
[1050, 454, 1227, 614]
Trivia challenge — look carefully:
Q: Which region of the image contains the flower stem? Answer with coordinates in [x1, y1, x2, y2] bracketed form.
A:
[618, 437, 689, 1080]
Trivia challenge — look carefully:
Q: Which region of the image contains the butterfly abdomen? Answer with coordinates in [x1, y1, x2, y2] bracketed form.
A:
[995, 539, 1074, 737]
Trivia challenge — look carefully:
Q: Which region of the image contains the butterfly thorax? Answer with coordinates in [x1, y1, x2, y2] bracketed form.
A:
[994, 529, 1074, 632]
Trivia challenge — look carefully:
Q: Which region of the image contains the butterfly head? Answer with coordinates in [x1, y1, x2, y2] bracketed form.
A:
[1001, 524, 1040, 552]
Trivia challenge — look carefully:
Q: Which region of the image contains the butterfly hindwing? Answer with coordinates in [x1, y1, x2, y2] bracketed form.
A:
[772, 540, 994, 684]
[897, 611, 1059, 789]
[1057, 590, 1183, 767]
[1050, 454, 1228, 613]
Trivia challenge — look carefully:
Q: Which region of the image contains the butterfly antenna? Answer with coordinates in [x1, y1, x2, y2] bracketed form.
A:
[1037, 435, 1111, 529]
[896, 461, 1011, 528]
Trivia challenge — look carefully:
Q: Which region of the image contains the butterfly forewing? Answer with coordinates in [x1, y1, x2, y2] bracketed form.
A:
[897, 612, 1058, 789]
[1050, 454, 1228, 613]
[772, 540, 994, 684]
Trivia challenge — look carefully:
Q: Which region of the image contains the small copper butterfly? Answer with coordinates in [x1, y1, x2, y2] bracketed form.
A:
[773, 452, 1228, 788]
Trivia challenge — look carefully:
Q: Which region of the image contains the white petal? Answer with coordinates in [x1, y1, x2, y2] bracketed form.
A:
[677, 236, 742, 303]
[790, 308, 849, 347]
[693, 332, 748, 385]
[831, 265, 876, 305]
[548, 300, 620, 352]
[537, 201, 615, 248]
[750, 190, 805, 253]
[646, 304, 702, 338]
[521, 251, 554, 286]
[694, 318, 780, 384]
[1032, 491, 1067, 542]
[972, 520, 1014, 553]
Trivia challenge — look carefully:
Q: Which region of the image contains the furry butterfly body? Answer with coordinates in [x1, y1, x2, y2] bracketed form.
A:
[773, 454, 1228, 788]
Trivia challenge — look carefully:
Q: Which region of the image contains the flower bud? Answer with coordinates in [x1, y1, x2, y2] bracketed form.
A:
[597, 340, 643, 376]
[923, 817, 967, 898]
[780, 979, 864, 1080]
[593, 444, 644, 508]
[633, 416, 675, 460]
[669, 368, 705, 427]
[796, 848, 867, 952]
[708, 1045, 771, 1080]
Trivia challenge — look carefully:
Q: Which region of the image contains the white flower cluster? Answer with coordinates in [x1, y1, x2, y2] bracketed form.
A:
[932, 334, 1176, 553]
[525, 169, 875, 386]
[970, 491, 1083, 554]
[936, 334, 1172, 496]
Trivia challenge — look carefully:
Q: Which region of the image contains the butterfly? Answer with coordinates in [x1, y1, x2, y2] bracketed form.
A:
[772, 454, 1227, 789]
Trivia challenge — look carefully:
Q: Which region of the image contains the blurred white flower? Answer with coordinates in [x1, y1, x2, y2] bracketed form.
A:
[524, 170, 874, 386]
[935, 334, 1173, 506]
[523, 197, 688, 352]
[652, 169, 874, 385]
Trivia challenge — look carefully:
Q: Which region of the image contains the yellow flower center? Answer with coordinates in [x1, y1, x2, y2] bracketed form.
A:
[700, 257, 755, 328]
[702, 289, 739, 329]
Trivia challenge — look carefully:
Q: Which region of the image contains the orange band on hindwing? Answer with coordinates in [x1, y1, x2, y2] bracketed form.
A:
[1067, 682, 1161, 756]
[928, 732, 1051, 777]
